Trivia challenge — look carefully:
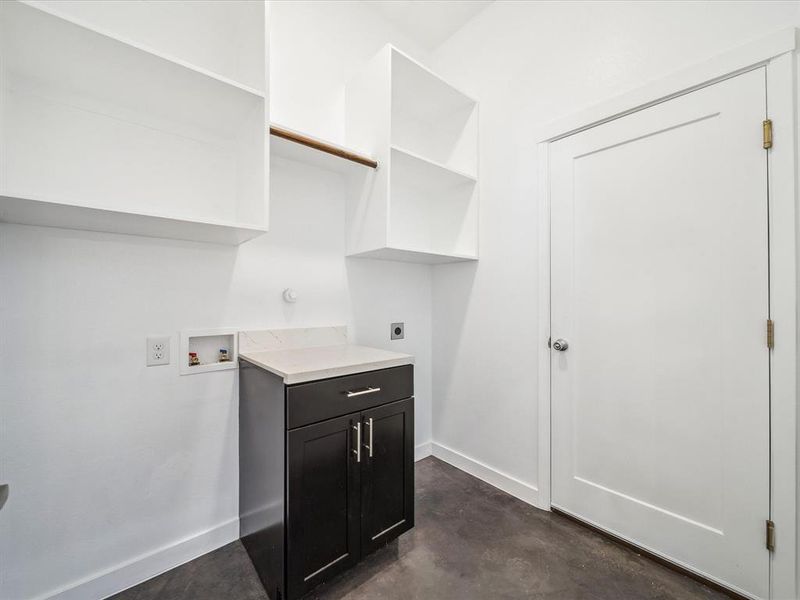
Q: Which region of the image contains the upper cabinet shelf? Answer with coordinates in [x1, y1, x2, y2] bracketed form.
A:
[345, 45, 479, 263]
[0, 1, 268, 245]
[390, 145, 477, 188]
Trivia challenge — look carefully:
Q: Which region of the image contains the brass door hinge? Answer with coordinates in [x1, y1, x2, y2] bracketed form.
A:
[763, 119, 773, 149]
[767, 319, 775, 349]
[766, 519, 775, 552]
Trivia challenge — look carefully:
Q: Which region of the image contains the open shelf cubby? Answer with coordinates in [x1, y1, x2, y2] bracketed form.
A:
[390, 51, 478, 178]
[0, 1, 268, 245]
[388, 147, 478, 260]
[345, 45, 479, 263]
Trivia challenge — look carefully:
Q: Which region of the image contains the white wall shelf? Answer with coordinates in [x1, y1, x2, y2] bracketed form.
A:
[347, 247, 477, 265]
[0, 1, 268, 245]
[391, 145, 477, 188]
[180, 329, 239, 376]
[0, 194, 267, 245]
[345, 45, 479, 263]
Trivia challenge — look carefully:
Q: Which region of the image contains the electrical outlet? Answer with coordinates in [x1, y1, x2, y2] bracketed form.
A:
[390, 322, 404, 340]
[146, 336, 171, 366]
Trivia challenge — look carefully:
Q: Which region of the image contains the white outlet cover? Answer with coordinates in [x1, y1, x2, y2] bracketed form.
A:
[146, 336, 171, 366]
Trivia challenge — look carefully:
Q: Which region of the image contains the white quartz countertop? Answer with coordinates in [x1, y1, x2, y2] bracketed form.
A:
[239, 344, 414, 384]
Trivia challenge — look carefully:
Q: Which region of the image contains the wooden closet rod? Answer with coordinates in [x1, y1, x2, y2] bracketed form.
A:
[269, 125, 378, 169]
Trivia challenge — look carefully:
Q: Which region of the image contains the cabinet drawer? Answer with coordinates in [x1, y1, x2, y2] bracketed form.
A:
[287, 365, 413, 429]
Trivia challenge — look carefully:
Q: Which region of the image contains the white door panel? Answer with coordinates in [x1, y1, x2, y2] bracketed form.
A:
[550, 67, 769, 598]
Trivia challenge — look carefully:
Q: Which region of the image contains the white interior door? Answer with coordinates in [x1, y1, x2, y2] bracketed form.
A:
[550, 67, 769, 599]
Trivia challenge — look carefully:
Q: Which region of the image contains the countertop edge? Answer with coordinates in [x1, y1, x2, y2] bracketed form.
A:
[239, 353, 414, 385]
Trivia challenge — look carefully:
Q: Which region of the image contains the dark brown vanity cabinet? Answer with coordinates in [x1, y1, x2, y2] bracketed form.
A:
[240, 361, 414, 600]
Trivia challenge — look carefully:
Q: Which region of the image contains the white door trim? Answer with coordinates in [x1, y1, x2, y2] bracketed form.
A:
[536, 28, 798, 600]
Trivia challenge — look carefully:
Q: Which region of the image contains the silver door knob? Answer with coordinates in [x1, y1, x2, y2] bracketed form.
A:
[552, 338, 569, 352]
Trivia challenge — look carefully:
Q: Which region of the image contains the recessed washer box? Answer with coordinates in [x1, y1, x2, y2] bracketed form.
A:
[180, 328, 238, 375]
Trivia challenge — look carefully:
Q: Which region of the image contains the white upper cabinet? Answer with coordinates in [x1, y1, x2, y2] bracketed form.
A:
[346, 45, 479, 264]
[26, 0, 267, 94]
[0, 0, 269, 244]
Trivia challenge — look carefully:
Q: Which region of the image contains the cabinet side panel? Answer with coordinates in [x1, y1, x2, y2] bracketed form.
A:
[345, 45, 391, 255]
[239, 360, 285, 599]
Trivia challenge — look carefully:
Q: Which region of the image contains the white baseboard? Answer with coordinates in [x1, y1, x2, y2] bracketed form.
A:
[414, 441, 432, 461]
[42, 518, 240, 600]
[431, 442, 539, 507]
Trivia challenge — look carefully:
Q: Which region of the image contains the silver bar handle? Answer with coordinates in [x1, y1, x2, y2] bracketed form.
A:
[346, 386, 381, 398]
[352, 421, 361, 463]
[364, 417, 373, 458]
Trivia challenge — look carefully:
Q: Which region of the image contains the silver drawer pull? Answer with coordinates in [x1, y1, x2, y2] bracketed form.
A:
[346, 386, 381, 398]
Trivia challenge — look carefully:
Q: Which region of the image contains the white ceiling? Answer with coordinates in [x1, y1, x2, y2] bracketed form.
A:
[361, 1, 494, 51]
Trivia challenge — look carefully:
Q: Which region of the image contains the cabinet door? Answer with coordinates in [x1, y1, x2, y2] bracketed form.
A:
[287, 413, 361, 599]
[360, 397, 414, 555]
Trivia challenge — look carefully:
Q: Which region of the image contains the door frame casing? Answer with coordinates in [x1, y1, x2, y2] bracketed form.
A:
[536, 28, 798, 600]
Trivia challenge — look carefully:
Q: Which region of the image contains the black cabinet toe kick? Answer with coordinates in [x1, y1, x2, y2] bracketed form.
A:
[239, 362, 415, 600]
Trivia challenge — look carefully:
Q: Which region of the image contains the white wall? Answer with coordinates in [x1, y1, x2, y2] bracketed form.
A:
[427, 0, 800, 506]
[0, 3, 434, 599]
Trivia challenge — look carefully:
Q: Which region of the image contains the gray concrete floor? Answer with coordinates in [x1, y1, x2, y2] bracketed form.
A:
[111, 457, 729, 600]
